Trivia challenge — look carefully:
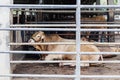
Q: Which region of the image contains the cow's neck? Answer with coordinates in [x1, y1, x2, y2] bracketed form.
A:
[45, 34, 63, 42]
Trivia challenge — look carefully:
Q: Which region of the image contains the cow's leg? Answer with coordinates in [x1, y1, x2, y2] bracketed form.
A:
[45, 54, 63, 60]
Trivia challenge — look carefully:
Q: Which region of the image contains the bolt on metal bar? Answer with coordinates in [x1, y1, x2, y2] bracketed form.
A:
[0, 4, 77, 9]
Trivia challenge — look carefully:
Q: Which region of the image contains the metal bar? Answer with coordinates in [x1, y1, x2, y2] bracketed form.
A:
[10, 24, 76, 27]
[0, 51, 76, 54]
[0, 74, 120, 78]
[81, 24, 120, 27]
[1, 28, 120, 32]
[1, 4, 120, 8]
[26, 21, 75, 24]
[81, 61, 120, 63]
[9, 42, 120, 45]
[10, 60, 120, 64]
[81, 5, 120, 8]
[0, 1, 11, 80]
[0, 28, 76, 31]
[9, 42, 76, 45]
[80, 29, 120, 32]
[1, 51, 120, 55]
[10, 60, 76, 64]
[82, 22, 120, 24]
[13, 9, 76, 13]
[11, 9, 120, 15]
[81, 75, 120, 78]
[75, 0, 81, 80]
[0, 74, 75, 78]
[0, 4, 77, 9]
[10, 24, 120, 28]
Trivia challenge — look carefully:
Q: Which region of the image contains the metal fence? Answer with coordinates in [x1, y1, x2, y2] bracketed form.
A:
[0, 0, 120, 80]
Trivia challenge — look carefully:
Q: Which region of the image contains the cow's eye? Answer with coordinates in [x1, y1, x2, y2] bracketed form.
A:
[37, 35, 40, 37]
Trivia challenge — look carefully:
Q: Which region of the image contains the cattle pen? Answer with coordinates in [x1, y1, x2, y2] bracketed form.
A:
[1, 0, 120, 80]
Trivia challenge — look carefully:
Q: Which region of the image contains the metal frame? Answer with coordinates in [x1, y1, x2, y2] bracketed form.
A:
[0, 1, 120, 80]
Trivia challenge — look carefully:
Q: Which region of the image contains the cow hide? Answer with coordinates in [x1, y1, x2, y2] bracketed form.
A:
[28, 31, 103, 67]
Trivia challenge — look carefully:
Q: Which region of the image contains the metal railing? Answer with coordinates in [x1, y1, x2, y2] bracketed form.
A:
[0, 1, 120, 80]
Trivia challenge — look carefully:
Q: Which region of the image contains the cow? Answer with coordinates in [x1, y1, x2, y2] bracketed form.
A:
[28, 31, 103, 67]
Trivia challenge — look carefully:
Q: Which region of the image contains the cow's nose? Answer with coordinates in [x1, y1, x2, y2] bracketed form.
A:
[28, 39, 35, 43]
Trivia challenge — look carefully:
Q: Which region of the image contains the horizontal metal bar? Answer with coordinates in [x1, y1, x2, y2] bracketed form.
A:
[9, 42, 76, 45]
[81, 24, 120, 27]
[26, 21, 75, 24]
[0, 28, 76, 31]
[1, 4, 120, 8]
[13, 9, 76, 13]
[0, 4, 77, 9]
[10, 60, 120, 64]
[9, 42, 120, 45]
[0, 28, 120, 31]
[10, 60, 76, 64]
[80, 29, 120, 32]
[82, 22, 120, 24]
[80, 52, 120, 55]
[0, 51, 76, 54]
[12, 9, 120, 13]
[81, 75, 120, 78]
[0, 74, 120, 78]
[81, 42, 120, 45]
[1, 51, 120, 55]
[10, 24, 76, 27]
[81, 61, 120, 63]
[81, 5, 120, 8]
[0, 74, 75, 78]
[10, 24, 120, 28]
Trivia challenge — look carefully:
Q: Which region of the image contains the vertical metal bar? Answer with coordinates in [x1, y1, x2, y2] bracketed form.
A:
[75, 0, 81, 80]
[107, 0, 115, 42]
[0, 0, 11, 80]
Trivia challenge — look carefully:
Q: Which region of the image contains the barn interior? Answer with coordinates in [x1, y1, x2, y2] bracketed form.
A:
[10, 0, 120, 80]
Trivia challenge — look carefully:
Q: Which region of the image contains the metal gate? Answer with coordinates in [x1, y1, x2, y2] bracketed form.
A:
[0, 0, 120, 80]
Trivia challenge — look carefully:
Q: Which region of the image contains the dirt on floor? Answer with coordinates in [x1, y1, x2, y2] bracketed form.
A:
[12, 47, 120, 80]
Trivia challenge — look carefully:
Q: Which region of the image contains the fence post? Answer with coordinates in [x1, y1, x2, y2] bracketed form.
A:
[0, 0, 11, 80]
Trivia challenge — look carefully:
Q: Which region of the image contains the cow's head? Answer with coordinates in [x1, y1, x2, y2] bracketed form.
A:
[29, 31, 45, 43]
[28, 31, 47, 51]
[28, 31, 48, 60]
